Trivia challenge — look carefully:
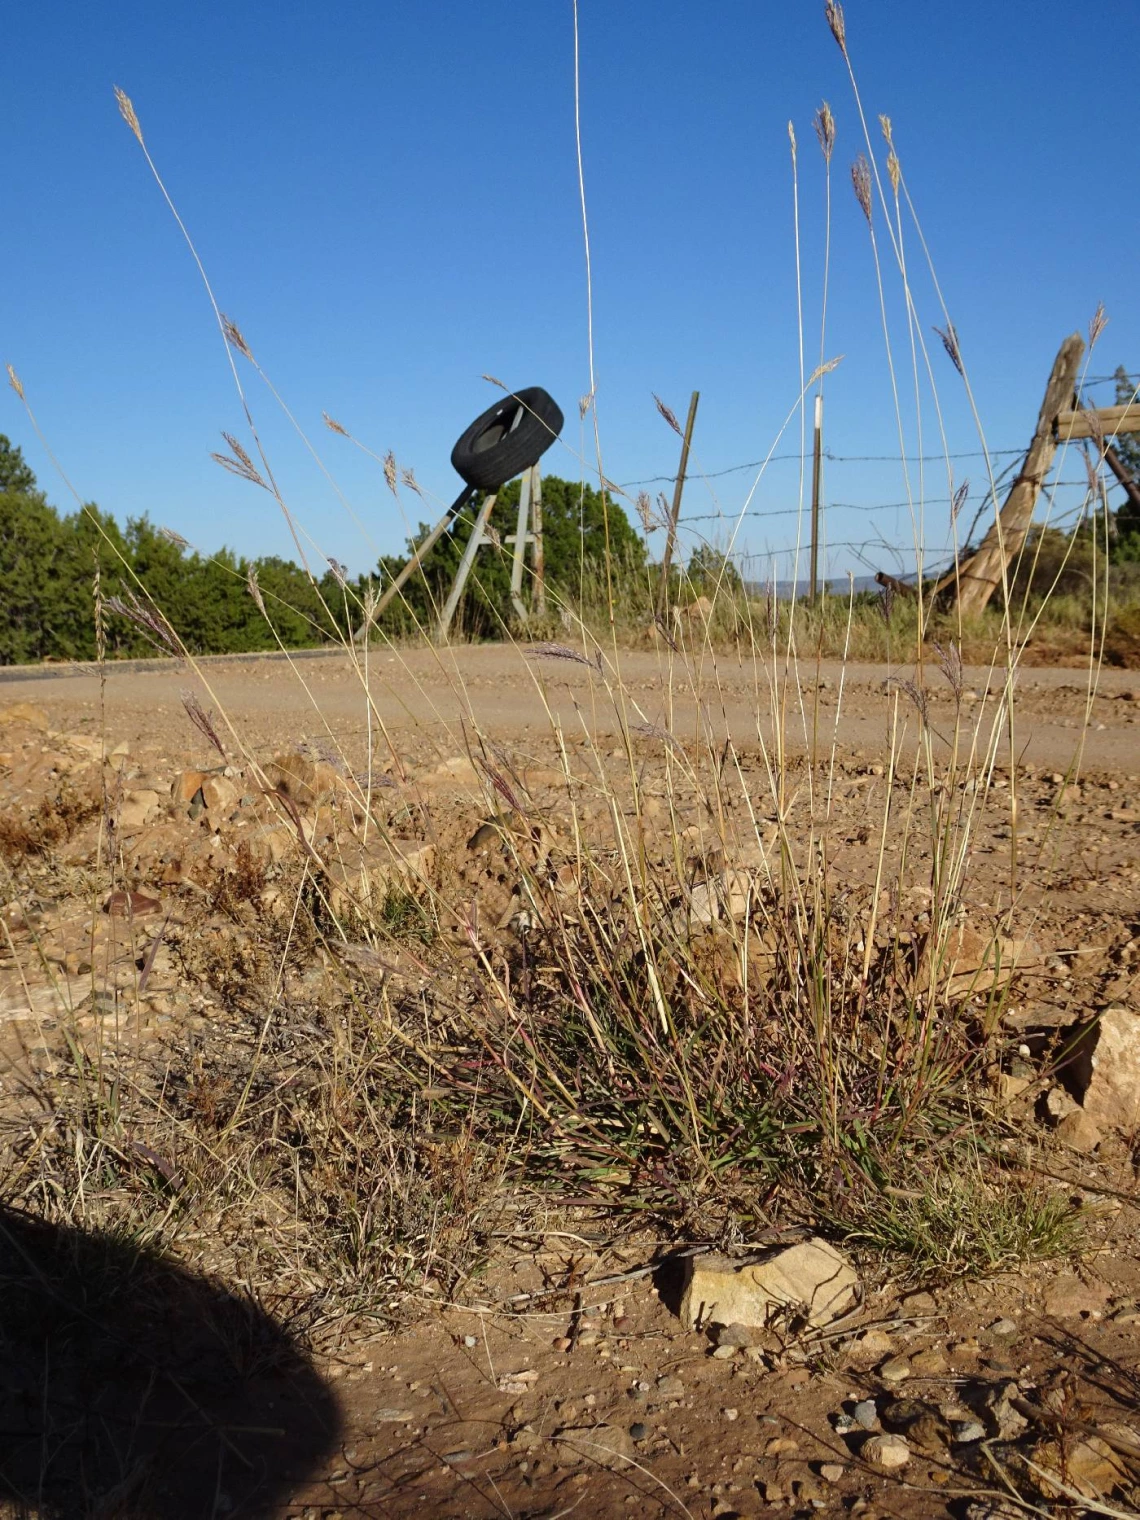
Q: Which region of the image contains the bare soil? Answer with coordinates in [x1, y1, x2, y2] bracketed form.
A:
[1, 646, 1139, 1519]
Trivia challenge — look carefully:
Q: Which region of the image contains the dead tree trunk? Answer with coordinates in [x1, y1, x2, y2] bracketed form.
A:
[947, 332, 1085, 617]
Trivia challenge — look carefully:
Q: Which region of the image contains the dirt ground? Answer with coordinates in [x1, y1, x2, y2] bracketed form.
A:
[1, 646, 1139, 1519]
[3, 646, 1138, 775]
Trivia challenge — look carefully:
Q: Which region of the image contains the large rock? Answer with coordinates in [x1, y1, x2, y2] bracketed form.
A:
[323, 839, 435, 918]
[115, 789, 161, 834]
[679, 1238, 858, 1332]
[1029, 1436, 1125, 1501]
[265, 751, 350, 807]
[685, 868, 756, 926]
[914, 922, 1042, 999]
[1067, 1005, 1140, 1128]
[0, 702, 49, 732]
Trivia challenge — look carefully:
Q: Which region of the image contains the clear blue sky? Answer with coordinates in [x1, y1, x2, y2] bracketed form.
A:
[4, 1, 1136, 586]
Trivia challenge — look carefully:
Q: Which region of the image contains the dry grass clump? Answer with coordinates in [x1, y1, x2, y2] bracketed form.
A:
[0, 781, 103, 865]
[2, 886, 508, 1319]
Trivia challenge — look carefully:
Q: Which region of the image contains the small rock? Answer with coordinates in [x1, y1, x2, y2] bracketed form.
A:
[954, 1420, 986, 1444]
[103, 890, 162, 918]
[986, 1384, 1028, 1441]
[1044, 1085, 1079, 1121]
[685, 867, 756, 925]
[116, 788, 161, 833]
[463, 1335, 477, 1348]
[629, 1422, 648, 1442]
[850, 1328, 895, 1362]
[554, 1424, 634, 1470]
[1055, 1108, 1103, 1153]
[879, 1355, 911, 1385]
[172, 768, 209, 805]
[656, 1375, 685, 1399]
[712, 1321, 755, 1348]
[710, 1344, 737, 1360]
[987, 1318, 1018, 1338]
[765, 1437, 799, 1456]
[679, 1238, 859, 1332]
[900, 1292, 937, 1316]
[834, 1414, 857, 1435]
[861, 1433, 910, 1470]
[820, 1463, 846, 1484]
[1043, 1273, 1112, 1319]
[910, 1346, 949, 1375]
[853, 1400, 878, 1430]
[200, 773, 240, 816]
[722, 1407, 739, 1422]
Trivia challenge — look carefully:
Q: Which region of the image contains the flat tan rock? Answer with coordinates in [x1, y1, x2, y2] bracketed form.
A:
[323, 839, 435, 918]
[1068, 1005, 1140, 1129]
[680, 1237, 858, 1332]
[915, 922, 1043, 999]
[0, 702, 50, 732]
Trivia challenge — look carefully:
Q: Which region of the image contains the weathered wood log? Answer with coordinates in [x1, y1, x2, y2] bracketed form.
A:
[1054, 402, 1140, 441]
[948, 333, 1085, 617]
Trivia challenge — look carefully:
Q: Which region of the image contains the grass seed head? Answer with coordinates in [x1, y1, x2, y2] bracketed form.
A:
[322, 412, 349, 436]
[104, 591, 180, 657]
[814, 101, 836, 163]
[180, 689, 227, 760]
[221, 315, 253, 361]
[935, 322, 964, 376]
[951, 479, 970, 523]
[887, 148, 901, 197]
[114, 86, 144, 144]
[247, 565, 267, 616]
[652, 394, 681, 435]
[1088, 301, 1108, 348]
[851, 155, 873, 224]
[383, 450, 398, 495]
[825, 1, 847, 54]
[212, 433, 268, 489]
[6, 364, 24, 400]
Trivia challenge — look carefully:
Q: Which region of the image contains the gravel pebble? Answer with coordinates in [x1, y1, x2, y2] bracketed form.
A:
[954, 1420, 987, 1444]
[879, 1355, 912, 1384]
[854, 1399, 878, 1430]
[862, 1433, 911, 1470]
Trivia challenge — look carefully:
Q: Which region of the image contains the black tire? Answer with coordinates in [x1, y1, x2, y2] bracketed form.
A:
[450, 386, 564, 492]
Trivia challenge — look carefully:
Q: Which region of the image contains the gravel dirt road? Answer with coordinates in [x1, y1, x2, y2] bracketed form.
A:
[4, 645, 1138, 776]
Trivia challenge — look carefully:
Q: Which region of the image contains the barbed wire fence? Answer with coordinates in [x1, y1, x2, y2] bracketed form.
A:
[617, 440, 1117, 594]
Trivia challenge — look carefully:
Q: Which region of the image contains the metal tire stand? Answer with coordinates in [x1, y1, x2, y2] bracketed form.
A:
[434, 464, 543, 642]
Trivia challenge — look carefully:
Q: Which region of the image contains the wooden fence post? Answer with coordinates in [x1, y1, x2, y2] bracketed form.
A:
[948, 333, 1084, 616]
[655, 391, 700, 620]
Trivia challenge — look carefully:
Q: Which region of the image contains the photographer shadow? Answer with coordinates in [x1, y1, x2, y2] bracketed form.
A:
[0, 1206, 341, 1519]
